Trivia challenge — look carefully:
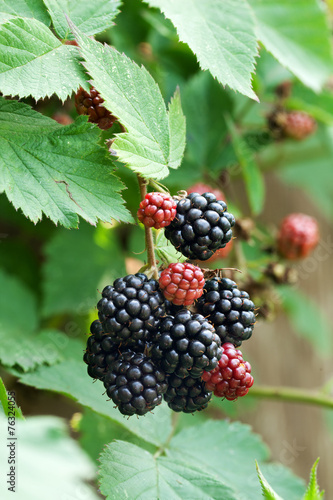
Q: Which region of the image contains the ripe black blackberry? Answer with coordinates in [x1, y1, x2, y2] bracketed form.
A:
[197, 278, 256, 347]
[151, 309, 222, 379]
[103, 351, 167, 416]
[97, 273, 166, 345]
[164, 192, 235, 261]
[164, 374, 212, 413]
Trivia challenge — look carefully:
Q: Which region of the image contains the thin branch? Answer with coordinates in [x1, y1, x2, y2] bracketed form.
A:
[137, 174, 158, 280]
[249, 385, 333, 410]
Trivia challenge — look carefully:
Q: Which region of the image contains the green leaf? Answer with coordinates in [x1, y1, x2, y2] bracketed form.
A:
[155, 229, 187, 265]
[0, 98, 132, 227]
[256, 461, 284, 499]
[303, 459, 324, 500]
[0, 377, 24, 419]
[227, 117, 265, 215]
[70, 22, 186, 180]
[44, 0, 121, 39]
[278, 286, 333, 355]
[249, 0, 333, 92]
[0, 17, 88, 100]
[167, 87, 186, 170]
[98, 440, 238, 500]
[42, 223, 125, 316]
[0, 415, 99, 500]
[146, 0, 258, 101]
[0, 0, 50, 25]
[19, 359, 173, 447]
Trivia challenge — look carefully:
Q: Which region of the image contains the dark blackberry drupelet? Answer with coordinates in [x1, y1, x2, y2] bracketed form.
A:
[164, 192, 235, 261]
[197, 278, 256, 347]
[151, 309, 221, 379]
[103, 351, 167, 416]
[75, 86, 116, 130]
[164, 374, 212, 413]
[97, 273, 166, 346]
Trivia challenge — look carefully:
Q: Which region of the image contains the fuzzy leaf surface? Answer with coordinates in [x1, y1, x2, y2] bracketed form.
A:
[0, 98, 132, 227]
[98, 440, 238, 500]
[146, 0, 258, 100]
[250, 0, 333, 91]
[0, 0, 50, 24]
[0, 17, 87, 100]
[44, 0, 121, 39]
[71, 24, 186, 180]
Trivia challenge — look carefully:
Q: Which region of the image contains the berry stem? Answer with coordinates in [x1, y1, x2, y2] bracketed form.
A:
[149, 179, 169, 194]
[137, 174, 159, 280]
[249, 385, 333, 410]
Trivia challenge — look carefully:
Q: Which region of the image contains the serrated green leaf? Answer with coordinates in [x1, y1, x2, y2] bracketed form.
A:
[98, 440, 238, 500]
[44, 0, 120, 39]
[256, 461, 284, 499]
[0, 98, 132, 227]
[0, 0, 50, 25]
[42, 223, 126, 317]
[278, 286, 333, 355]
[167, 87, 186, 170]
[146, 0, 258, 101]
[250, 0, 333, 92]
[303, 459, 324, 500]
[227, 117, 265, 215]
[155, 230, 187, 265]
[0, 377, 24, 419]
[0, 17, 88, 100]
[19, 359, 173, 447]
[70, 22, 186, 180]
[0, 415, 99, 500]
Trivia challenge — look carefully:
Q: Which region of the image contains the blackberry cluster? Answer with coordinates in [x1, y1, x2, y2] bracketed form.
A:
[97, 273, 166, 345]
[151, 309, 222, 379]
[83, 320, 120, 381]
[75, 87, 116, 130]
[103, 351, 167, 416]
[164, 374, 212, 412]
[165, 192, 235, 261]
[197, 278, 256, 347]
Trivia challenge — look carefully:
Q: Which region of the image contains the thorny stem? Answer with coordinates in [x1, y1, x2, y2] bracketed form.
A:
[249, 385, 333, 410]
[137, 174, 159, 280]
[153, 412, 180, 459]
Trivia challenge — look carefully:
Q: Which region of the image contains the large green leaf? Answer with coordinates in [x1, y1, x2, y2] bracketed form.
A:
[98, 440, 238, 500]
[0, 0, 50, 24]
[70, 23, 186, 180]
[19, 359, 173, 447]
[0, 415, 99, 500]
[278, 286, 333, 355]
[250, 0, 333, 92]
[227, 117, 265, 215]
[0, 98, 132, 227]
[146, 0, 258, 100]
[44, 0, 121, 39]
[0, 17, 87, 100]
[42, 223, 125, 316]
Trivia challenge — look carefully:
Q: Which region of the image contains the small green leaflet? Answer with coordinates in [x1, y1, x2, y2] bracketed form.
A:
[155, 230, 187, 265]
[70, 21, 186, 180]
[0, 0, 50, 25]
[0, 17, 87, 100]
[256, 461, 284, 500]
[44, 0, 121, 39]
[0, 98, 132, 227]
[227, 117, 265, 215]
[146, 0, 259, 101]
[303, 459, 324, 500]
[98, 440, 238, 500]
[0, 377, 24, 419]
[249, 0, 333, 92]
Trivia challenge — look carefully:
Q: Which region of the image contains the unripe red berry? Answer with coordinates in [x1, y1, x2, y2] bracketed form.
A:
[159, 262, 205, 306]
[187, 183, 225, 202]
[284, 111, 316, 140]
[137, 192, 177, 229]
[202, 342, 253, 400]
[278, 213, 319, 260]
[75, 87, 116, 130]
